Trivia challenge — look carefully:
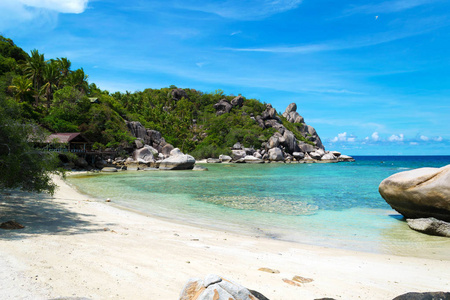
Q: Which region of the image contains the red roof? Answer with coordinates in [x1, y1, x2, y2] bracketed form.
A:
[45, 133, 83, 143]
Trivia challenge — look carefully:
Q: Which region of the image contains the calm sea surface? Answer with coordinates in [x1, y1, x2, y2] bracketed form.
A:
[67, 156, 450, 259]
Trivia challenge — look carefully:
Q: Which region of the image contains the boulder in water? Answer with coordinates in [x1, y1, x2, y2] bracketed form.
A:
[379, 165, 450, 222]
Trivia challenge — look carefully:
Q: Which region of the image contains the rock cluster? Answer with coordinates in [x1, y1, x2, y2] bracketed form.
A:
[209, 102, 354, 164]
[179, 274, 268, 300]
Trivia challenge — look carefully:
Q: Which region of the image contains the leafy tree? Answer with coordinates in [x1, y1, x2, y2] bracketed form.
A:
[8, 75, 32, 103]
[0, 97, 61, 194]
[41, 60, 61, 109]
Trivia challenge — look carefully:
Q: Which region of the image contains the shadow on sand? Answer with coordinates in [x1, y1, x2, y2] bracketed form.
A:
[0, 190, 115, 240]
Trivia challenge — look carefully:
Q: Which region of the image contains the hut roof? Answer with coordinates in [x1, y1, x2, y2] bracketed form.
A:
[45, 133, 88, 144]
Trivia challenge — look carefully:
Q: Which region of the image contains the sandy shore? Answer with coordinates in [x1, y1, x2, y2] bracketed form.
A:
[0, 176, 449, 300]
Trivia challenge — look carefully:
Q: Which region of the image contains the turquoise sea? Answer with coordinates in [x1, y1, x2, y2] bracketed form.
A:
[67, 156, 450, 259]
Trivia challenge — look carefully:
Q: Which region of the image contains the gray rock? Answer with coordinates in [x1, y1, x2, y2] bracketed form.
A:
[309, 151, 322, 160]
[170, 88, 188, 101]
[244, 155, 264, 163]
[406, 218, 450, 237]
[338, 155, 355, 162]
[284, 102, 297, 114]
[292, 152, 305, 159]
[232, 142, 243, 150]
[193, 165, 209, 171]
[297, 142, 315, 153]
[244, 148, 255, 155]
[330, 151, 341, 157]
[321, 153, 337, 161]
[101, 167, 118, 172]
[134, 138, 144, 149]
[231, 95, 244, 107]
[219, 154, 232, 163]
[282, 130, 300, 154]
[261, 104, 277, 120]
[231, 150, 246, 161]
[207, 158, 221, 163]
[268, 147, 284, 161]
[161, 144, 174, 157]
[379, 165, 450, 222]
[179, 274, 267, 300]
[393, 292, 450, 300]
[264, 119, 285, 134]
[253, 152, 262, 159]
[268, 132, 282, 149]
[285, 111, 304, 124]
[159, 148, 195, 170]
[214, 99, 233, 115]
[133, 147, 155, 163]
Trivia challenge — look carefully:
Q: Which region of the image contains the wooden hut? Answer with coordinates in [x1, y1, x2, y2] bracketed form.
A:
[45, 133, 91, 153]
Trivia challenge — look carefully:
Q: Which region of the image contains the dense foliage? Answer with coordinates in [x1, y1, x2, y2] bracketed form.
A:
[0, 34, 311, 182]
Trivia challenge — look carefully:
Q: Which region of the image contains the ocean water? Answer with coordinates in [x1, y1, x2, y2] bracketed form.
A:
[67, 156, 450, 259]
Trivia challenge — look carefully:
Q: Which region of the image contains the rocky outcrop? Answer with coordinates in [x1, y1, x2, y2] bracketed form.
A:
[126, 121, 173, 153]
[159, 148, 196, 170]
[170, 88, 188, 101]
[379, 165, 450, 222]
[231, 95, 244, 107]
[406, 218, 450, 237]
[268, 147, 284, 161]
[179, 274, 267, 300]
[282, 102, 304, 124]
[133, 145, 155, 163]
[213, 99, 233, 116]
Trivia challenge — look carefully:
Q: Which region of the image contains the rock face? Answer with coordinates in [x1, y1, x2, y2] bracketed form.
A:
[159, 148, 195, 170]
[379, 165, 450, 222]
[179, 274, 267, 300]
[170, 88, 188, 101]
[231, 95, 244, 107]
[268, 147, 284, 161]
[406, 218, 450, 237]
[213, 99, 233, 116]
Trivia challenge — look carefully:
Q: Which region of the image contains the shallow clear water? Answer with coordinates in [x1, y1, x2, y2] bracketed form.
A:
[67, 156, 450, 259]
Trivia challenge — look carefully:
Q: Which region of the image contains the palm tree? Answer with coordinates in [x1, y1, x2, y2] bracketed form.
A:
[23, 49, 45, 106]
[56, 57, 71, 87]
[8, 76, 32, 103]
[40, 61, 60, 109]
[68, 68, 89, 94]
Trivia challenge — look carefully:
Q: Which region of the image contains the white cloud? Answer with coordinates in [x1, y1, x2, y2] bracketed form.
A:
[388, 134, 404, 142]
[177, 0, 303, 20]
[371, 132, 379, 141]
[330, 132, 357, 143]
[434, 136, 443, 142]
[19, 0, 89, 13]
[345, 0, 441, 15]
[410, 142, 418, 145]
[0, 0, 88, 30]
[230, 30, 242, 36]
[420, 135, 429, 141]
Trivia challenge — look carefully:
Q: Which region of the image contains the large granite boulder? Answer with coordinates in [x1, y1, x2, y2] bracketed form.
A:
[219, 154, 232, 163]
[159, 148, 195, 170]
[261, 104, 277, 120]
[338, 155, 355, 162]
[231, 95, 244, 107]
[170, 88, 188, 101]
[231, 150, 246, 161]
[282, 130, 300, 154]
[133, 146, 155, 163]
[214, 99, 233, 115]
[406, 218, 450, 237]
[268, 147, 284, 161]
[282, 103, 304, 124]
[321, 152, 337, 161]
[379, 165, 450, 222]
[179, 274, 267, 300]
[297, 142, 315, 153]
[244, 155, 264, 163]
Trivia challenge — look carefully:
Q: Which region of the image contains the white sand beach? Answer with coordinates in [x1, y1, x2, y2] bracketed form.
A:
[0, 176, 449, 299]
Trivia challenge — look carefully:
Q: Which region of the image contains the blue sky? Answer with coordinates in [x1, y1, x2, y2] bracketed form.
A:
[1, 0, 449, 155]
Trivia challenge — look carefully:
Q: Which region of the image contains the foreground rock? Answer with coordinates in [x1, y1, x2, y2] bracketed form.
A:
[0, 220, 25, 230]
[179, 274, 268, 300]
[393, 292, 450, 300]
[159, 148, 195, 170]
[406, 218, 450, 237]
[379, 165, 450, 222]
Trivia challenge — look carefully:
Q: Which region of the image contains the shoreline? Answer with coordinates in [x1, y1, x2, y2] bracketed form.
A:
[1, 176, 449, 299]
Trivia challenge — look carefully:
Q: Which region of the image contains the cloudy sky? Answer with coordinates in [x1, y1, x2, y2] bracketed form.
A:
[1, 0, 449, 155]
